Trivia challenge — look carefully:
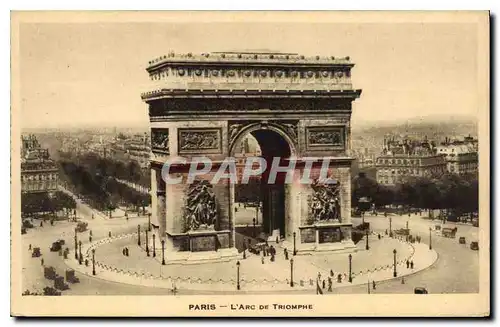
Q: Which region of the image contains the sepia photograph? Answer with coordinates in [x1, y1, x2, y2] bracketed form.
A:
[10, 11, 490, 317]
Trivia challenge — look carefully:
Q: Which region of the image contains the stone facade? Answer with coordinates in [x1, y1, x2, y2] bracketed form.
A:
[142, 51, 362, 261]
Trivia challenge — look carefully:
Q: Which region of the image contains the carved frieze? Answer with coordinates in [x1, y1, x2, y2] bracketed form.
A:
[178, 128, 222, 154]
[151, 128, 169, 154]
[306, 126, 345, 150]
[308, 179, 342, 223]
[148, 98, 352, 117]
[183, 180, 218, 232]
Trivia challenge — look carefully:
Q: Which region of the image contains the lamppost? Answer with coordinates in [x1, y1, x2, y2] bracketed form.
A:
[78, 240, 82, 265]
[74, 228, 78, 260]
[252, 218, 256, 238]
[153, 234, 156, 257]
[393, 249, 397, 277]
[161, 239, 165, 265]
[92, 248, 96, 276]
[145, 230, 150, 256]
[293, 231, 297, 256]
[389, 217, 393, 237]
[429, 227, 432, 250]
[348, 254, 353, 283]
[137, 224, 141, 246]
[236, 261, 241, 290]
[290, 258, 294, 287]
[148, 213, 152, 231]
[365, 229, 370, 250]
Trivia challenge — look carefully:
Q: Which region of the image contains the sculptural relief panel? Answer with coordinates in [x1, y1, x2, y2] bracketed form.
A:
[183, 180, 218, 232]
[306, 126, 346, 151]
[178, 128, 222, 154]
[151, 128, 169, 154]
[308, 179, 342, 224]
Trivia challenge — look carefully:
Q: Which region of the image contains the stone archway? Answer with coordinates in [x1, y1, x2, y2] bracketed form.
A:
[229, 123, 295, 242]
[143, 51, 362, 262]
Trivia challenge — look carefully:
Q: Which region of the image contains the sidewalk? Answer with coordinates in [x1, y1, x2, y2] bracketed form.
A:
[64, 233, 438, 293]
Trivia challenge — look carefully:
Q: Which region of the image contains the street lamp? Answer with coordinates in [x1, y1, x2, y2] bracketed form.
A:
[393, 249, 397, 277]
[92, 248, 96, 275]
[153, 234, 156, 257]
[137, 224, 141, 246]
[74, 228, 78, 260]
[429, 227, 432, 250]
[78, 240, 82, 265]
[146, 230, 150, 256]
[293, 231, 297, 256]
[290, 258, 294, 287]
[161, 239, 165, 265]
[236, 261, 241, 290]
[148, 213, 152, 231]
[348, 254, 353, 283]
[365, 229, 370, 250]
[252, 218, 256, 238]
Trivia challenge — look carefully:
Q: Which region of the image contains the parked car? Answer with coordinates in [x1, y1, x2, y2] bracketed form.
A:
[414, 287, 428, 294]
[470, 241, 479, 251]
[50, 241, 62, 252]
[459, 237, 466, 244]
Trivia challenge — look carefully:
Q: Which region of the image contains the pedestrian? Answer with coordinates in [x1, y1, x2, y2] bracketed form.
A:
[40, 221, 43, 227]
[328, 277, 333, 292]
[92, 213, 94, 219]
[406, 260, 410, 269]
[270, 253, 275, 262]
[337, 274, 342, 283]
[330, 269, 334, 277]
[29, 244, 32, 251]
[385, 229, 387, 235]
[122, 248, 126, 256]
[372, 280, 376, 290]
[108, 231, 111, 238]
[378, 234, 381, 240]
[284, 248, 289, 260]
[41, 258, 44, 266]
[261, 256, 264, 264]
[322, 280, 326, 289]
[276, 236, 279, 244]
[410, 261, 414, 269]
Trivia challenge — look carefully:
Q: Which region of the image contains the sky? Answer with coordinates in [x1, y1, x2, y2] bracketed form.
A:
[17, 20, 480, 129]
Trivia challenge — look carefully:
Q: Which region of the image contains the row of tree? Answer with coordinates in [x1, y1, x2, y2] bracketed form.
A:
[58, 151, 150, 191]
[58, 159, 150, 213]
[352, 172, 478, 220]
[21, 191, 76, 217]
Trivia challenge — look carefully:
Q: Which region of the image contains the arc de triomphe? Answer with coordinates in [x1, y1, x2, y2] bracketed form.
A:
[141, 51, 362, 263]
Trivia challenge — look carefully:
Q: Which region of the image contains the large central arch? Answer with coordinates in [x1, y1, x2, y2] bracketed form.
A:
[142, 51, 362, 263]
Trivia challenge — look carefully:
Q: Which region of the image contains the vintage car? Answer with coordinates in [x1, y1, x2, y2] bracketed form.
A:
[414, 287, 428, 294]
[470, 241, 479, 251]
[440, 227, 458, 238]
[50, 241, 63, 252]
[75, 221, 88, 232]
[459, 237, 466, 244]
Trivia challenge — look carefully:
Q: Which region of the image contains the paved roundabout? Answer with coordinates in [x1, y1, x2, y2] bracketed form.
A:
[64, 230, 438, 293]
